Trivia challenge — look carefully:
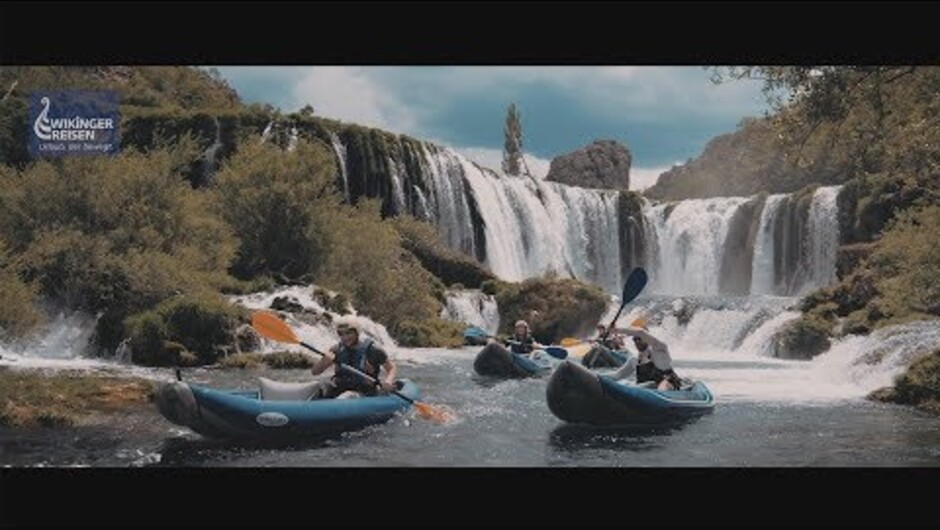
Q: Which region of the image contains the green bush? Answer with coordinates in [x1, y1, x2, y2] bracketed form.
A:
[0, 148, 237, 351]
[0, 240, 42, 340]
[494, 276, 608, 344]
[318, 199, 447, 344]
[480, 279, 508, 296]
[125, 293, 244, 366]
[212, 138, 338, 281]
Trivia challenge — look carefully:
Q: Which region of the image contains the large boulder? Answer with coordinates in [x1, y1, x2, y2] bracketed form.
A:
[545, 140, 631, 190]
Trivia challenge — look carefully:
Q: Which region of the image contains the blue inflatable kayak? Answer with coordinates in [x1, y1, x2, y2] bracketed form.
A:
[546, 360, 715, 426]
[463, 326, 490, 346]
[473, 342, 552, 378]
[154, 378, 420, 441]
[580, 344, 631, 368]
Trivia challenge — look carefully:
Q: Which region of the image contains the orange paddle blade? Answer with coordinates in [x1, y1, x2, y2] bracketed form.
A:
[414, 401, 457, 424]
[630, 317, 648, 329]
[560, 337, 583, 347]
[251, 311, 300, 345]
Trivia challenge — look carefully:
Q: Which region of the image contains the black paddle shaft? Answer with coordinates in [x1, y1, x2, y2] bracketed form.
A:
[602, 267, 648, 341]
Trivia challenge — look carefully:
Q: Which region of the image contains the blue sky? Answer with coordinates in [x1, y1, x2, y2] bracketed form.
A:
[216, 67, 771, 189]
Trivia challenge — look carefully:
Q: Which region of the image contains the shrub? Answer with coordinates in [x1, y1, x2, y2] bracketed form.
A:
[212, 138, 338, 281]
[125, 293, 244, 366]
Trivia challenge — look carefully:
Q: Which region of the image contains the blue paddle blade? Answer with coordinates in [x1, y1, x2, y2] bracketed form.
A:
[544, 346, 568, 359]
[621, 267, 648, 305]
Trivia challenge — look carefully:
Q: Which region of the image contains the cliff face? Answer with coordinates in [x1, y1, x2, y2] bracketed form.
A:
[545, 140, 631, 190]
[643, 117, 840, 202]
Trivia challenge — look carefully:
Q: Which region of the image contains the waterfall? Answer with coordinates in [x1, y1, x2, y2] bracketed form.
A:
[315, 134, 844, 297]
[805, 186, 841, 291]
[287, 127, 298, 152]
[646, 197, 750, 295]
[750, 194, 787, 295]
[328, 131, 350, 202]
[441, 290, 500, 335]
[261, 120, 274, 143]
[197, 117, 223, 185]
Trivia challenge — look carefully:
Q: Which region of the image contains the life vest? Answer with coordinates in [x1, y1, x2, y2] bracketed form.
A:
[506, 336, 535, 354]
[333, 338, 378, 391]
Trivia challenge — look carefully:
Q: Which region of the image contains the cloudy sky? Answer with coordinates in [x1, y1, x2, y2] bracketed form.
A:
[216, 67, 771, 190]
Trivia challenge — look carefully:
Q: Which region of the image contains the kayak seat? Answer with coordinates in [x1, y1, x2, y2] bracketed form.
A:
[258, 377, 321, 401]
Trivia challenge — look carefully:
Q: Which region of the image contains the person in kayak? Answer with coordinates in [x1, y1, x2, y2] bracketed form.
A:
[309, 317, 398, 399]
[608, 321, 682, 391]
[581, 324, 628, 368]
[596, 324, 626, 350]
[492, 319, 546, 358]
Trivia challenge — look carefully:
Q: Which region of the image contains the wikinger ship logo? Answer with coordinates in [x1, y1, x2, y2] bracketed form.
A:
[29, 90, 120, 157]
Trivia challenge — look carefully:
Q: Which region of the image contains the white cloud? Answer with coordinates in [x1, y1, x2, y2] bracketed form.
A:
[291, 67, 420, 134]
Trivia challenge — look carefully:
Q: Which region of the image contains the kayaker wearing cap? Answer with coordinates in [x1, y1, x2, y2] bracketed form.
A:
[608, 318, 682, 391]
[310, 316, 398, 399]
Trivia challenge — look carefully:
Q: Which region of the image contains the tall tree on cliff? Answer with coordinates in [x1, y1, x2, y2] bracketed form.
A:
[502, 102, 530, 177]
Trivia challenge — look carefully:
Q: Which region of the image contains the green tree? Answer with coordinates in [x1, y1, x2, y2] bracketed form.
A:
[211, 137, 339, 281]
[502, 102, 524, 176]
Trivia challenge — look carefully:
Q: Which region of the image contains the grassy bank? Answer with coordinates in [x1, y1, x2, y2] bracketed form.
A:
[0, 367, 157, 428]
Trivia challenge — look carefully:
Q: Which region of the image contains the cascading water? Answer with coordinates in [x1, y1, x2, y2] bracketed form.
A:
[324, 134, 844, 298]
[229, 285, 397, 353]
[646, 197, 750, 295]
[328, 131, 350, 202]
[441, 290, 500, 335]
[606, 296, 940, 404]
[750, 194, 788, 295]
[804, 186, 841, 292]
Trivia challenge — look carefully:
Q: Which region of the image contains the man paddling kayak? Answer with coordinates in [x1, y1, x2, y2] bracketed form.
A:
[608, 320, 682, 391]
[309, 316, 398, 399]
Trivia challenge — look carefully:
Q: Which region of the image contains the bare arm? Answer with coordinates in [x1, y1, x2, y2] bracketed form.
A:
[310, 347, 336, 376]
[381, 358, 398, 391]
[618, 328, 668, 351]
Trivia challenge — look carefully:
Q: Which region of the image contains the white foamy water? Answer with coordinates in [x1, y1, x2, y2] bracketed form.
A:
[441, 290, 499, 335]
[647, 197, 749, 295]
[595, 296, 940, 405]
[229, 285, 397, 356]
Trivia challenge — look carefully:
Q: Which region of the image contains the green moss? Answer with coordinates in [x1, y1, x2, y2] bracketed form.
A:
[263, 351, 314, 369]
[870, 350, 940, 414]
[392, 317, 465, 348]
[221, 351, 313, 369]
[0, 368, 156, 428]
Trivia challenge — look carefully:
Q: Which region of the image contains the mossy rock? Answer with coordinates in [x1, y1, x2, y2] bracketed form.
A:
[391, 317, 464, 348]
[771, 314, 833, 360]
[494, 276, 608, 344]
